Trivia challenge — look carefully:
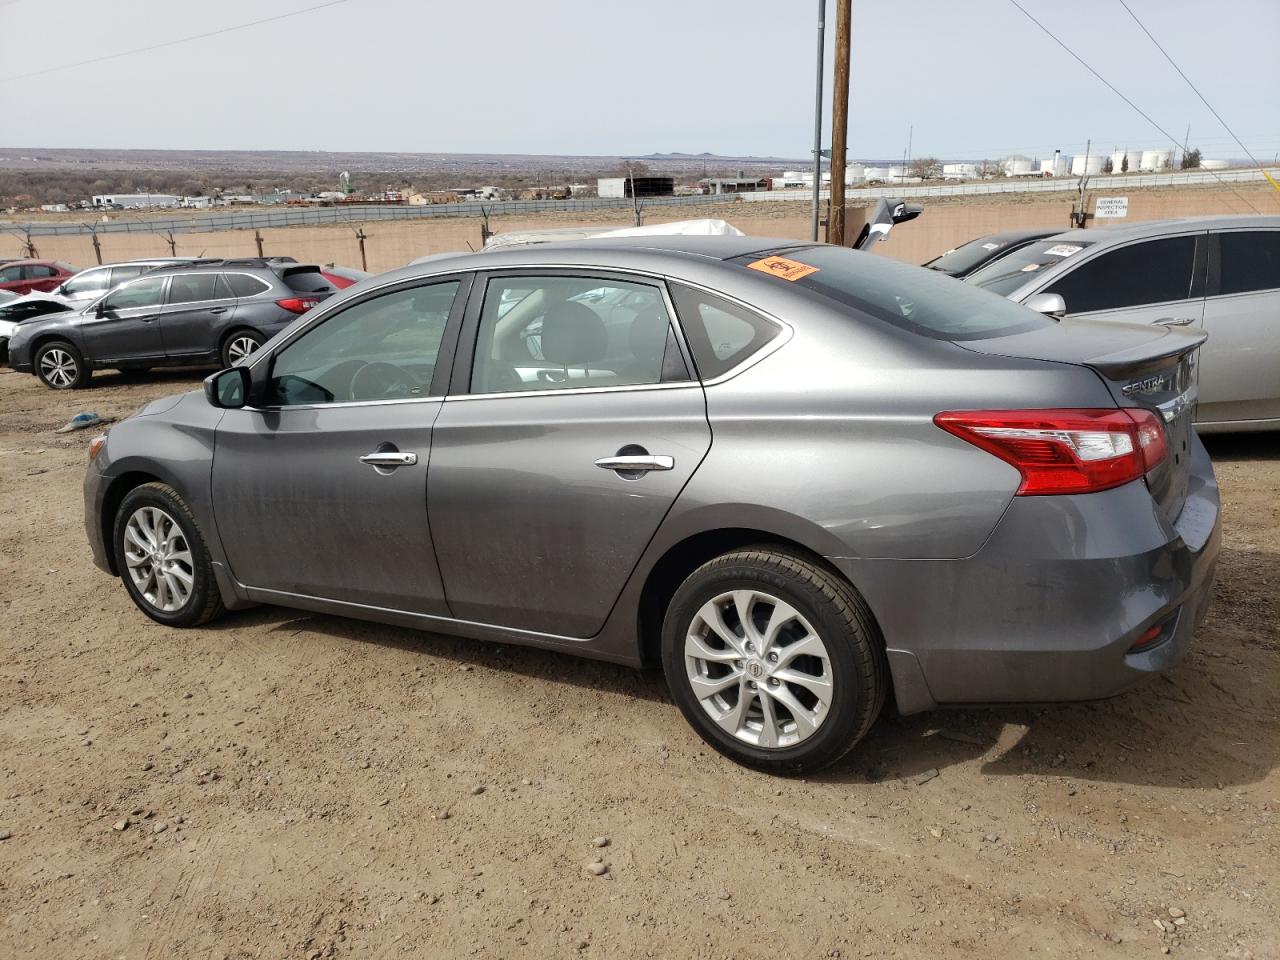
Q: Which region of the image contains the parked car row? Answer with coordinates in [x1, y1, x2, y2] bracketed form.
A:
[926, 215, 1279, 433]
[5, 259, 363, 391]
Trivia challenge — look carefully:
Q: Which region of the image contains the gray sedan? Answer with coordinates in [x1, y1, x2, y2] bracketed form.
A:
[965, 215, 1280, 432]
[83, 236, 1220, 773]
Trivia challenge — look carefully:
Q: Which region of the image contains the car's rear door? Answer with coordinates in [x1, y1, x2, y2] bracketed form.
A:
[78, 274, 168, 362]
[1198, 228, 1280, 425]
[210, 275, 468, 614]
[426, 270, 710, 638]
[159, 272, 237, 361]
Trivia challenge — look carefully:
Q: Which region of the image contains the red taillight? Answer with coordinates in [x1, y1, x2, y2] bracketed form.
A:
[276, 297, 319, 315]
[934, 408, 1168, 496]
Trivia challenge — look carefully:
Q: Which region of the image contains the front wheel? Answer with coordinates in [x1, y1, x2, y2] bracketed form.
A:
[661, 547, 887, 775]
[113, 482, 225, 627]
[222, 330, 264, 367]
[35, 340, 89, 389]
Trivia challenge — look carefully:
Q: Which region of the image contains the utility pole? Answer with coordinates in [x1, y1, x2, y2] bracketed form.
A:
[810, 0, 827, 241]
[827, 0, 851, 245]
[354, 227, 368, 271]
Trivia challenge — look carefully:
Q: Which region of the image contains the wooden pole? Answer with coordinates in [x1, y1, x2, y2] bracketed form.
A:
[828, 0, 851, 245]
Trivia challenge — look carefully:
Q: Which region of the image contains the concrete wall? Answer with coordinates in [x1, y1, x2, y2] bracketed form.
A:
[14, 185, 1278, 274]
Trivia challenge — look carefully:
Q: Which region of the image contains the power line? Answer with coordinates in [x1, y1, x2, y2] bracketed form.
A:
[1, 0, 351, 82]
[1004, 0, 1260, 214]
[1115, 0, 1278, 189]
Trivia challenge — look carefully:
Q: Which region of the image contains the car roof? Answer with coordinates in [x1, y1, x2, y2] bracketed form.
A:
[969, 228, 1062, 244]
[147, 258, 320, 274]
[2, 258, 70, 268]
[1038, 214, 1280, 245]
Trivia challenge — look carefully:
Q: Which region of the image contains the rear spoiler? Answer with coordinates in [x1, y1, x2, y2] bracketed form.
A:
[852, 198, 924, 250]
[1086, 330, 1207, 380]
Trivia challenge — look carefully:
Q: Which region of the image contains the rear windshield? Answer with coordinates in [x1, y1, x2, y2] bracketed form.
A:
[966, 239, 1095, 296]
[736, 245, 1054, 341]
[925, 235, 1036, 276]
[282, 269, 335, 295]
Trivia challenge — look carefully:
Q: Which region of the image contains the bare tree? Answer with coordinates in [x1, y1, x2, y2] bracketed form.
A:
[909, 156, 942, 180]
[974, 159, 1000, 179]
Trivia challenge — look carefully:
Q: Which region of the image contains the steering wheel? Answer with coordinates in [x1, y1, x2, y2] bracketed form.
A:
[349, 361, 420, 401]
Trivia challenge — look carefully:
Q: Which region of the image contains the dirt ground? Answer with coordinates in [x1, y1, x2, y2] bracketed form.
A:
[0, 365, 1276, 960]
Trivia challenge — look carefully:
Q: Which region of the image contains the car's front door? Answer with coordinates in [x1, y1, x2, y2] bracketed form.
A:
[160, 272, 237, 360]
[1198, 229, 1280, 425]
[427, 271, 711, 638]
[1040, 232, 1208, 329]
[78, 275, 168, 362]
[210, 276, 467, 614]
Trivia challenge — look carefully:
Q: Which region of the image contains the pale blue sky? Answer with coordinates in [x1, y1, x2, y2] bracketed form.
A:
[1, 0, 1276, 163]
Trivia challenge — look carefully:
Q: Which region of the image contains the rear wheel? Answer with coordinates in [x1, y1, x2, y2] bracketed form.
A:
[222, 330, 264, 367]
[35, 340, 89, 389]
[113, 482, 224, 627]
[661, 547, 887, 775]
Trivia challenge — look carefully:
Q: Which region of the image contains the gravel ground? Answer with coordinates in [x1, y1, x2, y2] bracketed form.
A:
[0, 365, 1276, 960]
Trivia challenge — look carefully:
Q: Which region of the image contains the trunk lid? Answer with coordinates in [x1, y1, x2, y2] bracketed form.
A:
[956, 319, 1203, 522]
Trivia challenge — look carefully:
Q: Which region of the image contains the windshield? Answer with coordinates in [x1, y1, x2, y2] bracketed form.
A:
[925, 235, 1036, 276]
[966, 239, 1095, 297]
[737, 245, 1054, 341]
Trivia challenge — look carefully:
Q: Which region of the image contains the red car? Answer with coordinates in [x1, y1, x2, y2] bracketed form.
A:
[0, 259, 79, 295]
[320, 265, 371, 289]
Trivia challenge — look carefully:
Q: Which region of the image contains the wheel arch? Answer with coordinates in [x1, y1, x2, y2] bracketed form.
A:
[98, 470, 167, 575]
[634, 524, 876, 671]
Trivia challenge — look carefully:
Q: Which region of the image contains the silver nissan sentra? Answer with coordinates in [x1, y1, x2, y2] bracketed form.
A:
[83, 236, 1221, 773]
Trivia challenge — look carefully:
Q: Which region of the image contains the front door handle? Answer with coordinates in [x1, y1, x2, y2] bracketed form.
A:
[594, 454, 674, 473]
[360, 451, 418, 467]
[1154, 316, 1195, 326]
[210, 307, 229, 314]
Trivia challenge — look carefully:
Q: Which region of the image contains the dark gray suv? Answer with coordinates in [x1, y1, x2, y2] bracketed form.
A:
[7, 260, 336, 389]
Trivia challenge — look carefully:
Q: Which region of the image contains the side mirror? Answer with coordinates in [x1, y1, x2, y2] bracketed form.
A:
[204, 366, 250, 409]
[1025, 292, 1066, 319]
[94, 302, 107, 318]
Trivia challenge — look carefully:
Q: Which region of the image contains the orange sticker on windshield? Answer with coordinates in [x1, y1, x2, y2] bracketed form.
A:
[747, 256, 819, 281]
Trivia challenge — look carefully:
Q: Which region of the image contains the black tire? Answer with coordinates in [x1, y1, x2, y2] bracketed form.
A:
[34, 340, 90, 389]
[661, 547, 887, 775]
[112, 482, 225, 628]
[221, 329, 264, 368]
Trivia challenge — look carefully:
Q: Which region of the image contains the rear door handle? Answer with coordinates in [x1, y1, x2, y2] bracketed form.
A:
[594, 455, 674, 472]
[210, 307, 229, 314]
[1154, 316, 1195, 326]
[360, 451, 418, 467]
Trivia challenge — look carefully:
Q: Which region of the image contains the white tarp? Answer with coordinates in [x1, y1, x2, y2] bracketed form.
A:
[482, 218, 744, 250]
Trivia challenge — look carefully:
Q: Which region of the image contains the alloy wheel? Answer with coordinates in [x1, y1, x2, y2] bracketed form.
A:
[122, 506, 194, 613]
[684, 589, 834, 749]
[39, 348, 78, 387]
[227, 335, 260, 365]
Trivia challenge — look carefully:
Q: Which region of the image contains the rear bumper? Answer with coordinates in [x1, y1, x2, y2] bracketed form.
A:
[835, 433, 1221, 714]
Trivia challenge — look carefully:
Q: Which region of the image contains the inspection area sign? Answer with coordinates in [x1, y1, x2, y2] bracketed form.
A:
[1095, 196, 1129, 218]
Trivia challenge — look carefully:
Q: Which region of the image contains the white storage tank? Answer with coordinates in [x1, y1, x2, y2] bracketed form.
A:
[943, 162, 978, 179]
[1140, 149, 1171, 171]
[845, 163, 867, 185]
[862, 166, 889, 181]
[1200, 158, 1229, 170]
[1070, 154, 1105, 176]
[1039, 151, 1068, 177]
[1002, 158, 1035, 177]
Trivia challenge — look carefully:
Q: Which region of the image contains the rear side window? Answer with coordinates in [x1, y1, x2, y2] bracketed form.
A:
[62, 268, 112, 297]
[168, 273, 220, 304]
[1218, 231, 1280, 295]
[1045, 236, 1197, 314]
[225, 273, 270, 297]
[282, 269, 334, 295]
[108, 265, 148, 286]
[670, 284, 780, 379]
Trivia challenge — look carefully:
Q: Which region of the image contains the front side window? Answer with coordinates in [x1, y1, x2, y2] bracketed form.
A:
[1045, 236, 1197, 314]
[1218, 230, 1280, 295]
[268, 281, 459, 406]
[0, 265, 21, 283]
[26, 264, 58, 279]
[102, 276, 167, 310]
[470, 275, 687, 394]
[62, 268, 112, 297]
[167, 273, 220, 304]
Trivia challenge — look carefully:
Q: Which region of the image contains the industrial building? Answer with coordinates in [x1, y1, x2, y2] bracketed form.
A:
[91, 193, 182, 209]
[597, 176, 675, 198]
[698, 177, 771, 195]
